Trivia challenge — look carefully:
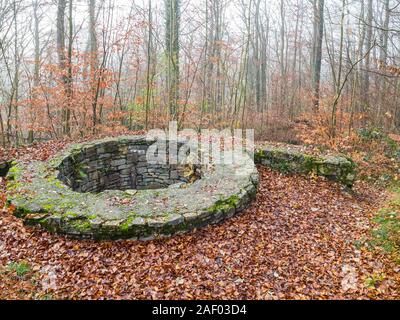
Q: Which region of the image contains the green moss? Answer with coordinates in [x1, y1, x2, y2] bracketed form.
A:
[69, 147, 83, 160]
[7, 261, 31, 277]
[208, 195, 239, 214]
[60, 148, 88, 182]
[13, 205, 33, 218]
[160, 222, 187, 235]
[302, 155, 318, 173]
[154, 191, 161, 197]
[254, 149, 266, 163]
[34, 217, 57, 232]
[70, 219, 92, 232]
[120, 213, 139, 232]
[58, 201, 76, 210]
[46, 176, 66, 189]
[72, 162, 88, 181]
[43, 204, 55, 212]
[255, 146, 356, 187]
[369, 191, 400, 264]
[48, 156, 63, 168]
[156, 216, 187, 235]
[7, 164, 22, 181]
[62, 210, 94, 222]
[6, 180, 22, 191]
[64, 211, 80, 219]
[364, 273, 386, 289]
[120, 219, 132, 232]
[273, 161, 291, 174]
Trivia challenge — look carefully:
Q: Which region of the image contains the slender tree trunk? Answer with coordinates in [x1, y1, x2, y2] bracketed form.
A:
[165, 0, 180, 121]
[57, 0, 69, 136]
[378, 0, 390, 126]
[311, 0, 324, 112]
[12, 0, 19, 146]
[331, 0, 346, 139]
[29, 0, 41, 144]
[89, 0, 99, 130]
[145, 0, 153, 130]
[363, 0, 373, 113]
[279, 0, 286, 112]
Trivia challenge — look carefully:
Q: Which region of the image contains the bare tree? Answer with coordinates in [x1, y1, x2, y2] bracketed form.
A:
[311, 0, 324, 112]
[165, 0, 180, 120]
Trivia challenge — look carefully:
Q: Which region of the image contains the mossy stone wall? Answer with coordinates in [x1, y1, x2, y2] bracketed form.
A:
[6, 136, 258, 241]
[58, 138, 197, 193]
[255, 145, 356, 187]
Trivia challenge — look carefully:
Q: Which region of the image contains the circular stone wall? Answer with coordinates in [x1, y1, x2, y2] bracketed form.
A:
[57, 138, 199, 193]
[6, 136, 258, 240]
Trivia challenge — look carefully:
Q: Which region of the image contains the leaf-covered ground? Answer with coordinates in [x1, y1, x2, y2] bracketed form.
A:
[1, 164, 399, 299]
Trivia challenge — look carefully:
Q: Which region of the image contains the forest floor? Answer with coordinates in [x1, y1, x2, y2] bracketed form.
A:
[0, 149, 399, 299]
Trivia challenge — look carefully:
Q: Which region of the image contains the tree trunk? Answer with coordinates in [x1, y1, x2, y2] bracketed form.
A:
[311, 0, 324, 112]
[89, 0, 99, 130]
[145, 0, 153, 130]
[165, 0, 180, 121]
[363, 0, 373, 113]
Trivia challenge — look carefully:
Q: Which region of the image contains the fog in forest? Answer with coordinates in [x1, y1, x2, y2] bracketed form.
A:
[0, 0, 399, 145]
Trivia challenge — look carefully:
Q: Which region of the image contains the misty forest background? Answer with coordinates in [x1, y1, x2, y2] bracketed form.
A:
[0, 0, 400, 147]
[1, 0, 400, 300]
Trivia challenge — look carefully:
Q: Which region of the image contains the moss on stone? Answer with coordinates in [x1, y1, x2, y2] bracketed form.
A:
[7, 163, 22, 181]
[7, 136, 257, 240]
[42, 204, 55, 212]
[302, 155, 318, 173]
[58, 201, 76, 210]
[255, 145, 357, 187]
[13, 205, 33, 218]
[70, 219, 92, 232]
[120, 213, 139, 232]
[208, 195, 239, 214]
[6, 180, 22, 191]
[64, 211, 80, 218]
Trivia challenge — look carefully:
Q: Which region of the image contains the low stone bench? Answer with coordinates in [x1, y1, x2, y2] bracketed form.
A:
[255, 144, 356, 187]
